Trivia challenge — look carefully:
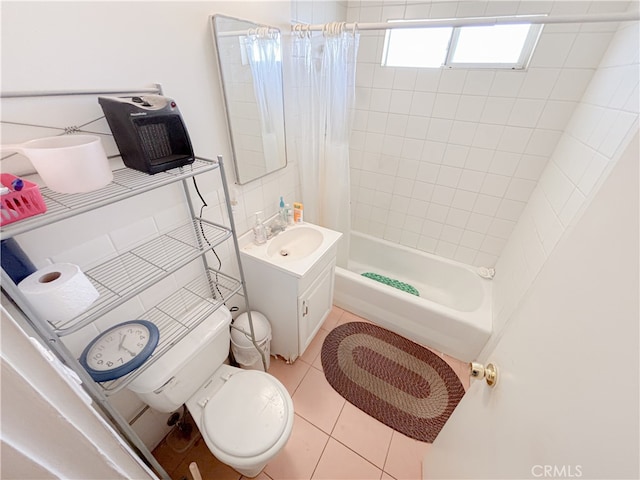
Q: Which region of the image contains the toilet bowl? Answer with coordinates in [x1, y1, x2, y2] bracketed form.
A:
[186, 364, 293, 477]
[127, 306, 293, 478]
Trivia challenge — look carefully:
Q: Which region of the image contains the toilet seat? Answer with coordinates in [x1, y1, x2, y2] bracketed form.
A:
[202, 370, 291, 458]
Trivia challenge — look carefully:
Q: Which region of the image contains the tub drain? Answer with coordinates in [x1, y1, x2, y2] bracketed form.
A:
[280, 249, 289, 256]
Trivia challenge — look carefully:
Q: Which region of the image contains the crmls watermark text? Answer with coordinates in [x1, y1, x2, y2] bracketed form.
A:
[531, 465, 583, 478]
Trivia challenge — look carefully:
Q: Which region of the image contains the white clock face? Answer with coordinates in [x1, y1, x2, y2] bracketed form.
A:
[86, 323, 151, 371]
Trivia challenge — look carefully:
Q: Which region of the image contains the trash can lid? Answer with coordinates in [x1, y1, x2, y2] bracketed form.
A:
[231, 311, 271, 346]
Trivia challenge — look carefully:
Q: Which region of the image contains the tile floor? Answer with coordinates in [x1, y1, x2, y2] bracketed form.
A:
[153, 306, 470, 480]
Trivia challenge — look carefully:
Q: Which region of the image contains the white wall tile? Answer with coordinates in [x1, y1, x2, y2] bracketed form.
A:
[432, 93, 461, 119]
[514, 154, 549, 180]
[460, 229, 484, 249]
[455, 95, 487, 122]
[410, 91, 436, 116]
[401, 138, 424, 160]
[347, 0, 631, 267]
[438, 69, 468, 94]
[432, 185, 456, 205]
[504, 177, 537, 202]
[385, 113, 408, 135]
[537, 100, 577, 130]
[489, 70, 525, 97]
[508, 99, 546, 128]
[480, 173, 510, 197]
[416, 162, 441, 183]
[495, 198, 526, 221]
[389, 90, 413, 114]
[405, 115, 430, 139]
[481, 97, 515, 125]
[446, 207, 471, 228]
[473, 124, 504, 149]
[373, 65, 398, 93]
[463, 71, 495, 96]
[415, 69, 442, 92]
[473, 194, 501, 216]
[550, 68, 595, 102]
[564, 32, 614, 68]
[436, 165, 463, 188]
[466, 212, 493, 234]
[498, 126, 533, 153]
[452, 189, 478, 211]
[448, 120, 478, 145]
[458, 169, 486, 192]
[442, 144, 469, 167]
[489, 151, 520, 176]
[370, 88, 392, 111]
[393, 69, 418, 90]
[518, 68, 560, 99]
[529, 33, 576, 68]
[427, 118, 453, 142]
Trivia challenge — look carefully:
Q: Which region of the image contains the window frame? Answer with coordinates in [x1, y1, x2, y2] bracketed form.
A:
[381, 16, 545, 70]
[444, 22, 544, 70]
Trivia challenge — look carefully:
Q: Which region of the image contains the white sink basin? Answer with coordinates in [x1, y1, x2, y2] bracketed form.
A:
[266, 227, 324, 260]
[240, 222, 342, 278]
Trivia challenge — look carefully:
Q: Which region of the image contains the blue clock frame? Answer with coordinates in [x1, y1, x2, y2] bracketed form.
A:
[79, 320, 160, 383]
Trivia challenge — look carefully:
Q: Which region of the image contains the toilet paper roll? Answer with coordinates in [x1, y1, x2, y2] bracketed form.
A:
[18, 263, 99, 325]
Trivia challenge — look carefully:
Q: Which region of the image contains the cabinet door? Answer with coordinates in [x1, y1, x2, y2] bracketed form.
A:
[298, 263, 335, 356]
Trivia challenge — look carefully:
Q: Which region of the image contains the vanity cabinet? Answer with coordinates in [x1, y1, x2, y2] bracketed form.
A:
[240, 230, 340, 363]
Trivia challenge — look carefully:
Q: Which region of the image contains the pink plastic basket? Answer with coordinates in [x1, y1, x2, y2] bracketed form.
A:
[1, 173, 47, 226]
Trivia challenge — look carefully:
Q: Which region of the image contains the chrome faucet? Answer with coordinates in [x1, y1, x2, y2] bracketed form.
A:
[266, 220, 287, 239]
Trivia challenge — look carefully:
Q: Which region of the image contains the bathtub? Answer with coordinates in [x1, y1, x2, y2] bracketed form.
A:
[333, 232, 492, 362]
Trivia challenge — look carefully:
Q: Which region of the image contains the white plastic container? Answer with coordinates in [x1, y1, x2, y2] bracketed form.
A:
[231, 311, 271, 371]
[0, 135, 113, 194]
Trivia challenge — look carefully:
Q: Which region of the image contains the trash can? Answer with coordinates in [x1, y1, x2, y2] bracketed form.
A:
[230, 311, 272, 370]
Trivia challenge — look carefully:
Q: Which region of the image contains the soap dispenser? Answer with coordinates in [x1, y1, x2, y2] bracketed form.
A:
[279, 196, 287, 226]
[253, 211, 267, 245]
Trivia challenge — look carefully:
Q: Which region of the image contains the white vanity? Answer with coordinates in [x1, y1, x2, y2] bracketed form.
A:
[239, 222, 342, 363]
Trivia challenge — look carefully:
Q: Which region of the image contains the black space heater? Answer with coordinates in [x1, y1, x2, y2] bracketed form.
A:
[98, 95, 195, 174]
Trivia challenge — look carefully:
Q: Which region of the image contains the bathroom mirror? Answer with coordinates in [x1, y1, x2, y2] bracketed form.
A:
[211, 14, 287, 185]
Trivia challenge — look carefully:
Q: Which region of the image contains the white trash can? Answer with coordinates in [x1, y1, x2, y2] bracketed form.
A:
[230, 311, 272, 370]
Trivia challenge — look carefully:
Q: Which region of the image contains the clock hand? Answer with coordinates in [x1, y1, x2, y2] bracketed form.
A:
[121, 345, 137, 358]
[118, 333, 127, 351]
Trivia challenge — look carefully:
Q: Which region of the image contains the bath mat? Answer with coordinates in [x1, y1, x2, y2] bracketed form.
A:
[361, 272, 420, 296]
[321, 322, 465, 442]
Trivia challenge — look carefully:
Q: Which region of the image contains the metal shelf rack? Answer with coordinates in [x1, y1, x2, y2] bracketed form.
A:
[0, 157, 218, 239]
[98, 269, 242, 394]
[1, 144, 252, 480]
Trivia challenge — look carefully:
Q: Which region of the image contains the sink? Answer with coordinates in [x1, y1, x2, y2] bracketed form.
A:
[240, 222, 343, 278]
[266, 227, 324, 259]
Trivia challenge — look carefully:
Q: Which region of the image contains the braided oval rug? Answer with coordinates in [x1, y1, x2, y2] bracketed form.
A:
[321, 322, 465, 442]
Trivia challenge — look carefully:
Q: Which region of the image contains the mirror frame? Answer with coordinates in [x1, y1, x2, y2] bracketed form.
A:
[210, 14, 288, 185]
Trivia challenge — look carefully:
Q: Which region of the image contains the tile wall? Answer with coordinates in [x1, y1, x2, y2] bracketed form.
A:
[489, 13, 639, 343]
[346, 0, 631, 266]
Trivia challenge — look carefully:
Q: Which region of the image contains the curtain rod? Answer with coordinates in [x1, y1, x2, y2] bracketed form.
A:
[0, 85, 162, 99]
[296, 10, 639, 32]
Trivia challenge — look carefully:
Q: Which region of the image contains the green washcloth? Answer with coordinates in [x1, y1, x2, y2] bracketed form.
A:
[361, 272, 420, 296]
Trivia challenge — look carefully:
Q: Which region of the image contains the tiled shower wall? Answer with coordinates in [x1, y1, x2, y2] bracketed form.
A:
[347, 0, 631, 266]
[489, 13, 639, 343]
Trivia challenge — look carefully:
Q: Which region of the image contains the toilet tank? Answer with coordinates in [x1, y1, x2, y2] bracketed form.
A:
[127, 305, 232, 412]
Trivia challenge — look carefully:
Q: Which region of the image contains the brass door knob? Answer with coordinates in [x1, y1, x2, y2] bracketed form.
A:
[470, 362, 498, 387]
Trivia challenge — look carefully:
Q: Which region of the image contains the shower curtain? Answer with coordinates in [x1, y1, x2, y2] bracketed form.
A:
[291, 23, 359, 267]
[243, 28, 285, 172]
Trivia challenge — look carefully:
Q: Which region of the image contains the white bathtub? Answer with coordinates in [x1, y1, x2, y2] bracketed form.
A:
[334, 232, 492, 362]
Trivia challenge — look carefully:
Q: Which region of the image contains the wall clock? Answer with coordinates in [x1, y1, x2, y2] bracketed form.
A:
[79, 320, 160, 382]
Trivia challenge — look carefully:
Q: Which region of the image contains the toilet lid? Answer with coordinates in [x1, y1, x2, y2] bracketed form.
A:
[203, 371, 290, 458]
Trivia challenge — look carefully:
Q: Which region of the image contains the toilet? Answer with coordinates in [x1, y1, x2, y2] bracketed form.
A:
[127, 306, 294, 478]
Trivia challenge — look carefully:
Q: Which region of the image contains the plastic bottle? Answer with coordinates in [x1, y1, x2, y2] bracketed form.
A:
[293, 202, 304, 223]
[253, 211, 267, 244]
[279, 196, 287, 225]
[285, 203, 293, 225]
